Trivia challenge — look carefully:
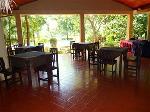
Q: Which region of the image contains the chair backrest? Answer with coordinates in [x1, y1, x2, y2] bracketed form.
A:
[18, 44, 23, 47]
[38, 43, 44, 46]
[35, 45, 44, 52]
[13, 44, 19, 48]
[94, 42, 99, 50]
[72, 43, 79, 50]
[134, 46, 142, 66]
[87, 43, 96, 55]
[7, 46, 14, 56]
[0, 57, 6, 73]
[49, 48, 58, 68]
[70, 41, 75, 50]
[37, 43, 44, 52]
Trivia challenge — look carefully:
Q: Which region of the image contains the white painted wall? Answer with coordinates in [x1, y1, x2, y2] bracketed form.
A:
[0, 18, 9, 80]
[0, 19, 9, 67]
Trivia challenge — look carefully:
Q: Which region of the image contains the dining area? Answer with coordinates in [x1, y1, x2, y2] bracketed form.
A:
[0, 43, 60, 88]
[0, 40, 142, 89]
[0, 40, 149, 112]
[70, 41, 141, 80]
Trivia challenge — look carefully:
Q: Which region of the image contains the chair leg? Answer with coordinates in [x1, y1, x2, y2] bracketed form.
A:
[115, 63, 117, 75]
[18, 72, 23, 84]
[112, 64, 114, 76]
[88, 58, 90, 68]
[57, 69, 60, 84]
[4, 74, 9, 88]
[48, 70, 53, 85]
[37, 71, 40, 85]
[100, 63, 104, 73]
[104, 64, 107, 75]
[136, 66, 140, 80]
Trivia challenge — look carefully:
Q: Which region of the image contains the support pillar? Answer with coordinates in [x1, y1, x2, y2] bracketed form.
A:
[80, 14, 85, 42]
[127, 13, 133, 39]
[15, 14, 23, 45]
[147, 13, 150, 40]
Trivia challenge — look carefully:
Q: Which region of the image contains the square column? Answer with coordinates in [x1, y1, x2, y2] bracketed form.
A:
[127, 13, 133, 39]
[80, 13, 85, 42]
[15, 14, 23, 45]
[147, 13, 150, 40]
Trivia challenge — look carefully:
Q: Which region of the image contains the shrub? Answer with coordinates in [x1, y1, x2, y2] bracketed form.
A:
[50, 38, 57, 48]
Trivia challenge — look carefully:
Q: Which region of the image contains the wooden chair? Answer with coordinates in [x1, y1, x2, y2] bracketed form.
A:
[94, 41, 100, 50]
[7, 46, 15, 65]
[0, 57, 22, 87]
[73, 43, 86, 60]
[88, 43, 98, 68]
[70, 41, 75, 58]
[126, 46, 142, 80]
[13, 44, 18, 48]
[97, 49, 118, 76]
[50, 48, 59, 83]
[38, 43, 44, 52]
[37, 48, 59, 84]
[7, 46, 14, 56]
[35, 45, 44, 52]
[72, 43, 79, 59]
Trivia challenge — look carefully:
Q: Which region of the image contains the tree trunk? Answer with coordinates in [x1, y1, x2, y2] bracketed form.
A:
[25, 15, 30, 46]
[87, 17, 97, 42]
[8, 17, 11, 46]
[67, 32, 69, 40]
[33, 32, 35, 45]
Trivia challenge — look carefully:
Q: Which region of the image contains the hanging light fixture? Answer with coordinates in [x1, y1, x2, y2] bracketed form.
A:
[0, 0, 16, 13]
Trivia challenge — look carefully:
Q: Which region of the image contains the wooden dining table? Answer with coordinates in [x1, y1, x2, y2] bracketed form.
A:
[9, 51, 52, 86]
[73, 42, 94, 60]
[99, 47, 128, 77]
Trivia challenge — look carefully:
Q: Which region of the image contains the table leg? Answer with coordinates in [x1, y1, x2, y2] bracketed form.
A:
[119, 54, 122, 77]
[123, 51, 127, 79]
[26, 62, 32, 86]
[47, 69, 53, 86]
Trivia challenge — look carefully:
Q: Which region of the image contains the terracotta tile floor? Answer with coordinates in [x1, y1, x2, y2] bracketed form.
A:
[0, 54, 150, 112]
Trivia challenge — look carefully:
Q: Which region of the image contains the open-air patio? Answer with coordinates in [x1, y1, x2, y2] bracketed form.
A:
[1, 0, 150, 112]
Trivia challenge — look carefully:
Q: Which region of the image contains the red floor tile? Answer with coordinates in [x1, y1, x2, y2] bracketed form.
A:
[0, 54, 150, 112]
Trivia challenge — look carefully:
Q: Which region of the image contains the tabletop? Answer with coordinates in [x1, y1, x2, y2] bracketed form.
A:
[12, 51, 46, 59]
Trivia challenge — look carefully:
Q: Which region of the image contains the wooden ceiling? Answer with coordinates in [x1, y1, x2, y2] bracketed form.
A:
[14, 0, 36, 6]
[14, 0, 150, 10]
[115, 0, 150, 9]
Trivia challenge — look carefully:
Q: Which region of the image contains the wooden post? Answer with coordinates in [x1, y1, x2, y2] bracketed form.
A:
[15, 14, 23, 45]
[147, 13, 150, 40]
[127, 13, 133, 39]
[80, 13, 85, 42]
[25, 15, 30, 46]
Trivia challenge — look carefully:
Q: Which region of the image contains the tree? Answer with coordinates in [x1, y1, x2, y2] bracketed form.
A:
[2, 16, 17, 46]
[133, 14, 148, 39]
[21, 15, 46, 45]
[56, 15, 80, 40]
[85, 15, 127, 46]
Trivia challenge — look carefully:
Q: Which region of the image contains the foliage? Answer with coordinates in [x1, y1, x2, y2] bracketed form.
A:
[56, 15, 80, 40]
[2, 14, 148, 50]
[133, 14, 148, 39]
[21, 15, 46, 45]
[2, 16, 17, 46]
[85, 15, 127, 46]
[50, 37, 57, 48]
